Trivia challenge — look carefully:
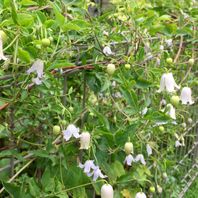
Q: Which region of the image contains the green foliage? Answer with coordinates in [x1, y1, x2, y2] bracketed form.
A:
[0, 0, 197, 197]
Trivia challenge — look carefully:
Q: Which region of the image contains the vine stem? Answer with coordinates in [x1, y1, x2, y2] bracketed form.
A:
[0, 158, 35, 194]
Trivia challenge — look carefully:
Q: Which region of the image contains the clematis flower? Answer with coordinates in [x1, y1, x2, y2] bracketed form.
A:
[157, 73, 180, 93]
[88, 166, 107, 181]
[146, 144, 152, 156]
[175, 140, 183, 147]
[101, 184, 114, 198]
[166, 104, 176, 119]
[159, 45, 164, 51]
[142, 107, 148, 115]
[27, 59, 44, 85]
[135, 154, 146, 165]
[80, 132, 91, 150]
[135, 192, 147, 198]
[180, 87, 194, 105]
[124, 154, 135, 166]
[78, 160, 96, 173]
[27, 59, 44, 78]
[63, 124, 80, 141]
[103, 46, 114, 56]
[0, 35, 7, 61]
[165, 39, 173, 47]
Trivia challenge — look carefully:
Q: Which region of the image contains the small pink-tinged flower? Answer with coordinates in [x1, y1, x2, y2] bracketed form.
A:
[27, 59, 44, 85]
[157, 73, 180, 93]
[180, 87, 194, 105]
[0, 35, 7, 61]
[101, 184, 114, 198]
[124, 154, 135, 166]
[146, 144, 152, 156]
[80, 132, 91, 150]
[175, 140, 183, 147]
[78, 160, 96, 173]
[63, 124, 80, 141]
[103, 46, 113, 56]
[135, 154, 146, 165]
[88, 166, 107, 181]
[27, 59, 44, 78]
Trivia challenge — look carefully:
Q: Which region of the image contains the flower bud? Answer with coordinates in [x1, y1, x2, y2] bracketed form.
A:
[135, 192, 147, 198]
[107, 64, 116, 75]
[53, 125, 61, 135]
[188, 118, 193, 124]
[188, 58, 194, 65]
[157, 185, 163, 193]
[80, 132, 91, 150]
[101, 184, 114, 198]
[124, 142, 133, 155]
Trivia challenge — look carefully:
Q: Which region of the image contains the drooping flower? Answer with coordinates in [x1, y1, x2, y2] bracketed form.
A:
[27, 59, 44, 85]
[157, 185, 163, 194]
[27, 59, 44, 78]
[0, 35, 7, 61]
[135, 154, 146, 165]
[63, 124, 80, 141]
[165, 39, 173, 47]
[159, 45, 164, 51]
[103, 46, 113, 56]
[175, 140, 183, 147]
[135, 192, 147, 198]
[80, 132, 91, 150]
[166, 104, 176, 119]
[124, 154, 135, 166]
[180, 87, 194, 105]
[88, 166, 107, 181]
[78, 160, 96, 173]
[146, 144, 152, 156]
[101, 184, 114, 198]
[157, 73, 180, 93]
[142, 107, 148, 115]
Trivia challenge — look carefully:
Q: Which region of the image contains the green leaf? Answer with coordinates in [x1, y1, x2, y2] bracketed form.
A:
[20, 0, 38, 6]
[90, 108, 110, 130]
[72, 187, 87, 198]
[135, 78, 152, 88]
[47, 60, 73, 70]
[17, 13, 34, 27]
[51, 3, 65, 27]
[10, 0, 18, 24]
[120, 87, 139, 111]
[3, 182, 21, 198]
[41, 168, 55, 193]
[18, 48, 31, 63]
[28, 178, 40, 197]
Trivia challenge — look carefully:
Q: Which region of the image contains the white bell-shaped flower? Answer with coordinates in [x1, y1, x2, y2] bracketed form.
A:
[135, 192, 147, 198]
[80, 132, 91, 150]
[180, 87, 194, 105]
[135, 154, 146, 165]
[166, 104, 176, 119]
[124, 154, 135, 166]
[0, 35, 7, 61]
[101, 184, 114, 198]
[63, 124, 80, 141]
[103, 46, 113, 56]
[78, 160, 96, 173]
[146, 144, 152, 156]
[158, 73, 180, 93]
